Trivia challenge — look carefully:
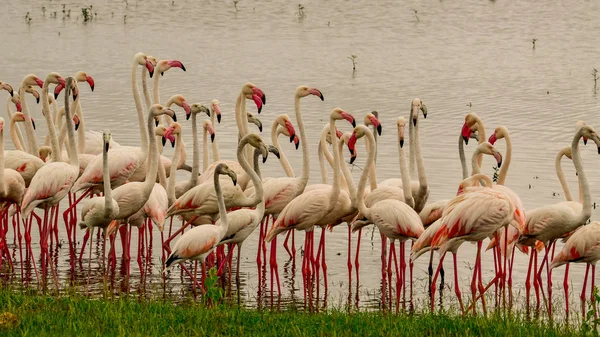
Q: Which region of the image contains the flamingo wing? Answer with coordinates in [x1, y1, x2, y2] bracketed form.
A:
[551, 221, 600, 268]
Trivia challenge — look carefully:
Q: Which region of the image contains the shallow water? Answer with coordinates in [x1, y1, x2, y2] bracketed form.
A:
[2, 0, 600, 320]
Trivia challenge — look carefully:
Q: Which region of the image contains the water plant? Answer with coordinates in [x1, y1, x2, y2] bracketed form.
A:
[592, 68, 599, 94]
[297, 4, 306, 20]
[413, 9, 420, 22]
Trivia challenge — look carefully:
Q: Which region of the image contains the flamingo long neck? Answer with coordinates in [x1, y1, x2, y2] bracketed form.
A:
[19, 81, 38, 156]
[152, 68, 161, 105]
[72, 97, 86, 154]
[143, 112, 159, 197]
[6, 96, 26, 151]
[409, 105, 417, 179]
[318, 126, 330, 185]
[555, 147, 573, 202]
[0, 126, 5, 195]
[103, 141, 114, 215]
[366, 138, 378, 191]
[571, 129, 592, 224]
[202, 124, 209, 172]
[475, 119, 486, 168]
[272, 123, 294, 177]
[356, 129, 376, 219]
[295, 94, 309, 192]
[496, 129, 511, 186]
[414, 118, 428, 212]
[210, 111, 220, 162]
[42, 79, 61, 162]
[458, 134, 469, 180]
[214, 171, 228, 236]
[132, 60, 149, 152]
[141, 67, 152, 111]
[9, 118, 25, 151]
[470, 148, 484, 175]
[167, 133, 182, 205]
[189, 113, 200, 185]
[337, 136, 356, 206]
[235, 137, 262, 208]
[235, 91, 252, 162]
[252, 149, 265, 218]
[63, 80, 79, 167]
[327, 115, 341, 212]
[398, 133, 414, 208]
[157, 153, 167, 189]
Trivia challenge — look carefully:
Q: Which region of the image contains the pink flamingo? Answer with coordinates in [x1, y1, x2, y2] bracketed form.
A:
[519, 124, 600, 318]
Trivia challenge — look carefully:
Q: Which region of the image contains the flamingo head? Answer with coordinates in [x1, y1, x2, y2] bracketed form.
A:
[133, 53, 155, 78]
[23, 74, 44, 89]
[25, 85, 41, 104]
[348, 125, 371, 157]
[149, 104, 177, 122]
[38, 146, 52, 162]
[331, 108, 356, 128]
[296, 85, 324, 101]
[365, 112, 382, 136]
[73, 114, 80, 131]
[461, 123, 472, 145]
[12, 97, 22, 112]
[411, 98, 426, 125]
[247, 112, 263, 132]
[578, 124, 600, 153]
[74, 71, 95, 92]
[397, 117, 406, 148]
[103, 130, 112, 152]
[278, 115, 296, 143]
[476, 142, 502, 168]
[210, 99, 221, 123]
[0, 82, 14, 97]
[157, 60, 186, 76]
[242, 133, 268, 163]
[242, 82, 266, 114]
[340, 132, 358, 164]
[216, 163, 238, 186]
[488, 126, 508, 145]
[576, 121, 588, 145]
[169, 94, 191, 117]
[203, 120, 216, 143]
[164, 122, 181, 148]
[189, 103, 209, 120]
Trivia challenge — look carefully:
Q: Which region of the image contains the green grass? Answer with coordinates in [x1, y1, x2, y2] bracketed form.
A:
[0, 289, 590, 337]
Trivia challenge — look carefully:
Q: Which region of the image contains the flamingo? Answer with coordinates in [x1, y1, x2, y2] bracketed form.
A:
[78, 130, 119, 271]
[264, 107, 355, 300]
[165, 163, 237, 294]
[551, 221, 600, 318]
[20, 75, 77, 287]
[0, 117, 26, 270]
[349, 124, 423, 310]
[0, 82, 14, 97]
[519, 124, 600, 317]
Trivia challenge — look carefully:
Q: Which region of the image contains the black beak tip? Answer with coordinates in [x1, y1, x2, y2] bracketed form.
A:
[211, 134, 215, 143]
[73, 94, 78, 101]
[261, 94, 266, 105]
[186, 113, 191, 121]
[351, 119, 356, 127]
[597, 147, 600, 155]
[350, 156, 356, 165]
[400, 139, 404, 148]
[584, 139, 588, 145]
[181, 64, 186, 72]
[74, 123, 79, 131]
[463, 136, 469, 145]
[424, 113, 427, 119]
[217, 115, 222, 124]
[412, 119, 417, 127]
[32, 121, 36, 130]
[290, 135, 295, 143]
[36, 97, 40, 104]
[233, 179, 237, 186]
[149, 70, 154, 78]
[319, 94, 324, 101]
[105, 143, 109, 152]
[498, 161, 502, 168]
[171, 140, 176, 148]
[258, 125, 263, 132]
[377, 124, 382, 136]
[295, 142, 299, 150]
[262, 156, 268, 164]
[54, 93, 59, 100]
[155, 119, 159, 127]
[90, 85, 94, 92]
[161, 137, 166, 147]
[257, 106, 262, 114]
[9, 90, 14, 97]
[172, 113, 177, 122]
[160, 72, 164, 77]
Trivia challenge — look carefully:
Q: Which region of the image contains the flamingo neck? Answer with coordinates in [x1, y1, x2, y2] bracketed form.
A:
[356, 130, 376, 219]
[214, 171, 228, 235]
[367, 139, 377, 191]
[555, 147, 573, 202]
[43, 79, 61, 163]
[103, 141, 114, 215]
[295, 95, 309, 192]
[235, 137, 261, 208]
[167, 133, 182, 205]
[18, 81, 37, 156]
[73, 97, 86, 154]
[190, 113, 200, 185]
[571, 128, 592, 224]
[497, 130, 511, 186]
[0, 127, 5, 195]
[141, 67, 152, 112]
[252, 149, 265, 218]
[132, 60, 149, 152]
[337, 137, 356, 206]
[409, 105, 417, 179]
[398, 133, 414, 208]
[9, 118, 24, 151]
[475, 118, 486, 168]
[318, 126, 330, 185]
[210, 112, 220, 162]
[414, 117, 428, 212]
[143, 112, 159, 197]
[328, 116, 341, 212]
[321, 129, 348, 192]
[458, 134, 469, 180]
[202, 123, 209, 172]
[63, 80, 79, 167]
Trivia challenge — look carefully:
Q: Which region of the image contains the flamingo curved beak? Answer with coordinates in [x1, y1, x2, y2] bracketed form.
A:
[34, 78, 44, 88]
[54, 83, 64, 99]
[182, 101, 191, 118]
[146, 60, 155, 78]
[583, 136, 588, 145]
[284, 120, 296, 143]
[15, 101, 22, 112]
[399, 139, 404, 148]
[348, 132, 357, 157]
[31, 117, 36, 130]
[164, 127, 176, 147]
[493, 151, 503, 168]
[293, 135, 300, 149]
[166, 60, 186, 72]
[207, 125, 216, 143]
[86, 75, 95, 92]
[72, 85, 79, 101]
[488, 133, 497, 145]
[251, 86, 266, 113]
[308, 88, 324, 101]
[369, 115, 382, 136]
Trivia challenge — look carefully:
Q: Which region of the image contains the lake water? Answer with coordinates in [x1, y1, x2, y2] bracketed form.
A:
[2, 0, 600, 320]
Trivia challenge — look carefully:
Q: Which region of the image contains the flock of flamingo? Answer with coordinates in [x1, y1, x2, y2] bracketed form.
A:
[1, 52, 600, 319]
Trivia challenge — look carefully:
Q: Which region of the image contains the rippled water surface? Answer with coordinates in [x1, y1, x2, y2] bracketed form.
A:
[2, 0, 600, 319]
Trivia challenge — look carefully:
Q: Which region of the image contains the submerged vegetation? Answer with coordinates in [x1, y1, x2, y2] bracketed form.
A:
[0, 289, 587, 336]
